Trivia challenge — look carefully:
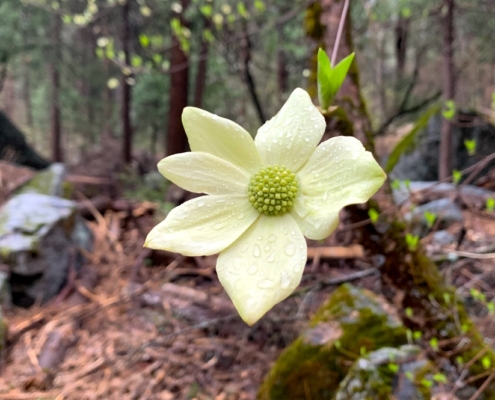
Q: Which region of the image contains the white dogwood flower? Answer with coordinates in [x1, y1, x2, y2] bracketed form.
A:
[145, 88, 386, 325]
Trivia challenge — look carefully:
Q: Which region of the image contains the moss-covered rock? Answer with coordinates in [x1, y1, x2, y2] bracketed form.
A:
[15, 163, 66, 197]
[334, 345, 432, 400]
[258, 284, 407, 400]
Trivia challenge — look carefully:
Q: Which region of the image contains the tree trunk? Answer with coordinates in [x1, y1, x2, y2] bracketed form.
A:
[439, 0, 455, 180]
[240, 23, 265, 124]
[166, 0, 189, 156]
[313, 0, 495, 383]
[193, 22, 209, 108]
[49, 13, 63, 162]
[121, 0, 133, 164]
[395, 16, 409, 82]
[277, 26, 288, 96]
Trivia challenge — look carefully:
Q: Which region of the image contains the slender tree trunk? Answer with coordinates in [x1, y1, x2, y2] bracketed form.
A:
[193, 19, 209, 108]
[439, 0, 455, 180]
[49, 14, 63, 162]
[277, 26, 288, 96]
[166, 0, 189, 156]
[395, 16, 409, 82]
[101, 20, 113, 143]
[241, 23, 266, 124]
[121, 0, 133, 164]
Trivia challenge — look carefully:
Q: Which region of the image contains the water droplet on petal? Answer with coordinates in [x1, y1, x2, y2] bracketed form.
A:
[280, 271, 291, 289]
[293, 263, 302, 273]
[247, 264, 258, 275]
[264, 244, 271, 252]
[258, 278, 275, 289]
[268, 234, 277, 242]
[253, 245, 261, 258]
[284, 244, 296, 256]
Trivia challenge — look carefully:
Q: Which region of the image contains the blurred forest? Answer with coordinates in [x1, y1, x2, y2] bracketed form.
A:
[2, 0, 495, 399]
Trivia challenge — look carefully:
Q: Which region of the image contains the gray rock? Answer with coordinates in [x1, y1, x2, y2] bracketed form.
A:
[405, 198, 463, 230]
[392, 181, 494, 205]
[0, 193, 93, 307]
[334, 345, 431, 400]
[431, 230, 457, 246]
[15, 162, 66, 197]
[392, 112, 495, 181]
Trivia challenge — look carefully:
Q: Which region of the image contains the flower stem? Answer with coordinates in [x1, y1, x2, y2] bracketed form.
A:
[331, 0, 350, 67]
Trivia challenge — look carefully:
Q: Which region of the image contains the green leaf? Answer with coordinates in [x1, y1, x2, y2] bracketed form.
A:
[385, 104, 441, 173]
[317, 49, 355, 110]
[139, 34, 150, 48]
[368, 208, 379, 223]
[486, 197, 495, 212]
[200, 5, 212, 17]
[442, 99, 456, 120]
[433, 373, 447, 383]
[423, 211, 437, 228]
[388, 363, 399, 373]
[254, 0, 266, 12]
[237, 2, 248, 18]
[464, 139, 476, 156]
[429, 337, 439, 351]
[405, 233, 419, 251]
[452, 169, 462, 185]
[131, 55, 142, 68]
[482, 356, 492, 370]
[203, 29, 214, 43]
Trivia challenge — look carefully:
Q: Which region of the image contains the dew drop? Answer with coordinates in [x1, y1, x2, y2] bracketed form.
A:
[237, 212, 245, 220]
[253, 245, 261, 258]
[284, 244, 296, 256]
[213, 222, 226, 230]
[268, 234, 277, 242]
[247, 264, 258, 275]
[267, 252, 275, 263]
[280, 271, 291, 289]
[197, 199, 206, 207]
[264, 244, 271, 252]
[257, 235, 263, 241]
[293, 264, 302, 273]
[257, 278, 275, 289]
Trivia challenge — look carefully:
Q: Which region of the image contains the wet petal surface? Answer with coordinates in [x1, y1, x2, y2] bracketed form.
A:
[145, 195, 259, 256]
[217, 214, 307, 325]
[294, 136, 386, 240]
[183, 107, 263, 175]
[255, 88, 325, 172]
[158, 152, 250, 195]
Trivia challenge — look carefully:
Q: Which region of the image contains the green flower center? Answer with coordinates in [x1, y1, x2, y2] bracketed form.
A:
[248, 165, 299, 216]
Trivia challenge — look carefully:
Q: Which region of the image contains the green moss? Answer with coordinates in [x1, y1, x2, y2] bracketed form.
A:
[258, 285, 407, 400]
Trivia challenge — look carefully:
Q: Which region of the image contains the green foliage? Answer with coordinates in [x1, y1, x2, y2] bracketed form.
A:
[442, 100, 456, 120]
[368, 208, 379, 223]
[452, 169, 462, 185]
[405, 233, 419, 251]
[486, 197, 495, 213]
[317, 49, 355, 110]
[385, 104, 441, 173]
[464, 139, 476, 156]
[423, 211, 436, 228]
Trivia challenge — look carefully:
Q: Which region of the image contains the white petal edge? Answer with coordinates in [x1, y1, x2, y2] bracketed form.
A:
[293, 136, 386, 240]
[255, 88, 325, 172]
[182, 107, 264, 175]
[158, 152, 250, 195]
[217, 214, 307, 325]
[145, 195, 259, 256]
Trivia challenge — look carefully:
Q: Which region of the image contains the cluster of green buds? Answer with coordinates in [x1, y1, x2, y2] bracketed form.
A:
[248, 165, 299, 216]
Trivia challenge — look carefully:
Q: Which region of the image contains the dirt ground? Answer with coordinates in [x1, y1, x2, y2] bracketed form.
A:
[1, 160, 495, 399]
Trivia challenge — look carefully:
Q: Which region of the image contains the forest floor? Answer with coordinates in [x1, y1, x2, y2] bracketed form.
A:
[1, 158, 495, 400]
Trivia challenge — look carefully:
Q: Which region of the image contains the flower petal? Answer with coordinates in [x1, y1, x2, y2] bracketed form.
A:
[294, 136, 386, 240]
[145, 195, 259, 256]
[255, 88, 325, 171]
[182, 107, 263, 174]
[158, 152, 250, 195]
[216, 214, 307, 325]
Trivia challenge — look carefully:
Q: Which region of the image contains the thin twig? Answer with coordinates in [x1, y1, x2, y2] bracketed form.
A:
[331, 0, 350, 67]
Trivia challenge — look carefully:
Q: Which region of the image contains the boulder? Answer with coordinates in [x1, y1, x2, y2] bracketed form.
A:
[334, 345, 432, 400]
[15, 162, 67, 197]
[392, 112, 495, 181]
[0, 193, 93, 307]
[405, 198, 463, 232]
[258, 284, 407, 399]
